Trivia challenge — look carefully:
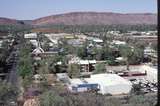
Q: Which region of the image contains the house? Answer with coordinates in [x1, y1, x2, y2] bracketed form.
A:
[144, 46, 156, 57]
[140, 65, 157, 83]
[130, 35, 157, 42]
[24, 33, 37, 39]
[56, 73, 70, 83]
[87, 37, 103, 45]
[45, 33, 74, 41]
[93, 39, 103, 43]
[79, 60, 96, 73]
[67, 39, 84, 47]
[107, 31, 120, 35]
[29, 40, 38, 47]
[107, 65, 157, 83]
[111, 40, 126, 45]
[117, 71, 147, 81]
[68, 56, 96, 73]
[32, 41, 59, 57]
[32, 47, 44, 55]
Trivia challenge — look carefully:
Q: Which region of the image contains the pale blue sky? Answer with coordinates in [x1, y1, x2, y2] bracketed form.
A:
[0, 0, 157, 20]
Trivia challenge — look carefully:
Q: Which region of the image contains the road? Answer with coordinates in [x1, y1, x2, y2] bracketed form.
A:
[6, 44, 20, 87]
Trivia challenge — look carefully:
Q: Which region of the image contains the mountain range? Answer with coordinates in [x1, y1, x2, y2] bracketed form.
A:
[0, 12, 157, 26]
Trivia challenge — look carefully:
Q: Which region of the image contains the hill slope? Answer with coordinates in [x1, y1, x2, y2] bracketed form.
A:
[0, 12, 157, 26]
[32, 12, 157, 25]
[0, 17, 18, 25]
[0, 17, 34, 26]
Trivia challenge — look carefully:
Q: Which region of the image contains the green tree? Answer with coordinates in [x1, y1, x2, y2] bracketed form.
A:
[18, 56, 33, 79]
[39, 90, 65, 106]
[67, 64, 80, 78]
[94, 63, 106, 74]
[119, 45, 134, 71]
[47, 55, 68, 73]
[0, 81, 18, 105]
[130, 47, 144, 64]
[42, 42, 50, 51]
[39, 61, 50, 74]
[18, 41, 33, 79]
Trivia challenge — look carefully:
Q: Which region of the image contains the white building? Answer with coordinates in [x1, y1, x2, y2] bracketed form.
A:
[68, 74, 132, 95]
[86, 74, 132, 95]
[87, 37, 103, 45]
[0, 40, 3, 48]
[144, 46, 156, 57]
[107, 65, 157, 83]
[32, 47, 44, 55]
[69, 57, 96, 73]
[29, 40, 38, 47]
[139, 65, 157, 83]
[24, 33, 37, 39]
[68, 78, 99, 93]
[93, 39, 103, 43]
[111, 40, 126, 45]
[56, 73, 70, 83]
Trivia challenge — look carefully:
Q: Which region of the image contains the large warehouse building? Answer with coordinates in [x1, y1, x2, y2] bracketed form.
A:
[68, 74, 132, 95]
[86, 74, 132, 95]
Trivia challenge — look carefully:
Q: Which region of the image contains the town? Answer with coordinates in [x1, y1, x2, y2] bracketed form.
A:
[0, 25, 157, 106]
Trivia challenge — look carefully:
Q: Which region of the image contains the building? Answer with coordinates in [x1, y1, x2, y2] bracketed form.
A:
[24, 33, 37, 39]
[92, 39, 103, 44]
[68, 56, 96, 73]
[86, 74, 132, 95]
[45, 33, 74, 41]
[32, 47, 44, 55]
[87, 37, 103, 45]
[111, 40, 126, 45]
[68, 78, 99, 93]
[68, 74, 132, 95]
[140, 65, 157, 83]
[56, 73, 70, 83]
[117, 71, 147, 81]
[67, 39, 84, 47]
[128, 35, 157, 42]
[144, 46, 156, 57]
[107, 65, 157, 83]
[29, 40, 38, 47]
[79, 60, 96, 73]
[0, 40, 3, 48]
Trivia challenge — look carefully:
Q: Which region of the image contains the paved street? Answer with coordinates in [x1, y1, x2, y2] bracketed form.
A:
[6, 44, 20, 87]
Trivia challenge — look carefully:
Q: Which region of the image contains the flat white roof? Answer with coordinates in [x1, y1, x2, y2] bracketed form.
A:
[112, 40, 126, 45]
[79, 60, 96, 64]
[24, 33, 37, 38]
[89, 60, 96, 64]
[69, 74, 132, 87]
[79, 60, 89, 64]
[116, 57, 124, 61]
[93, 39, 103, 43]
[86, 74, 132, 86]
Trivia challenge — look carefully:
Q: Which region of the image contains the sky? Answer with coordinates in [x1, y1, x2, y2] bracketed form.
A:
[0, 0, 157, 20]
